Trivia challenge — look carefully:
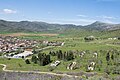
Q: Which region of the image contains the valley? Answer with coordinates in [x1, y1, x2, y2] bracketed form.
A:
[0, 31, 120, 80]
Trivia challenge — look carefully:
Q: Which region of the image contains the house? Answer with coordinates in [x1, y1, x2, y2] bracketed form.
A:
[88, 66, 94, 71]
[87, 62, 96, 71]
[13, 51, 33, 58]
[79, 51, 85, 57]
[90, 62, 96, 66]
[50, 60, 61, 67]
[43, 41, 64, 46]
[0, 36, 40, 54]
[67, 62, 77, 70]
[93, 52, 98, 58]
[67, 63, 72, 69]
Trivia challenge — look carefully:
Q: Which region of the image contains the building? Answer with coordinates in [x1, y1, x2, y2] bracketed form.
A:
[13, 51, 33, 58]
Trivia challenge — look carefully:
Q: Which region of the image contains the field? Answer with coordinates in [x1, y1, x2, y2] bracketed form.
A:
[0, 33, 58, 37]
[0, 32, 120, 79]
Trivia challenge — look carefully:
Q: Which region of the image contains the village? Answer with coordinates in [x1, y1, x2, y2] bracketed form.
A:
[0, 36, 64, 58]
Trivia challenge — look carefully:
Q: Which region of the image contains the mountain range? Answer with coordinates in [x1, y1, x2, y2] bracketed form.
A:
[0, 19, 120, 32]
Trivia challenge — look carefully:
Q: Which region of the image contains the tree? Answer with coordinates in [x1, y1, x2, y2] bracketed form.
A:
[57, 50, 63, 60]
[106, 52, 110, 62]
[38, 53, 44, 66]
[25, 59, 31, 64]
[38, 53, 51, 66]
[31, 55, 37, 64]
[66, 51, 74, 61]
[49, 51, 52, 55]
[63, 52, 67, 60]
[46, 55, 51, 63]
[49, 51, 56, 56]
[84, 36, 95, 41]
[118, 37, 120, 40]
[111, 54, 114, 60]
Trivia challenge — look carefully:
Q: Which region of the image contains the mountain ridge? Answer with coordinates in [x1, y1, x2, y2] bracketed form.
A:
[0, 19, 120, 32]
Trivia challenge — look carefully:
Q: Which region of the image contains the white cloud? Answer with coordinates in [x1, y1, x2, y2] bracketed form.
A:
[44, 18, 96, 25]
[3, 9, 17, 14]
[103, 20, 113, 23]
[102, 16, 116, 19]
[96, 15, 116, 19]
[77, 14, 87, 17]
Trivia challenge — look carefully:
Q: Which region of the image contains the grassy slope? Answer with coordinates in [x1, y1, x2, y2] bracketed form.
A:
[0, 28, 120, 38]
[0, 58, 50, 71]
[60, 28, 120, 38]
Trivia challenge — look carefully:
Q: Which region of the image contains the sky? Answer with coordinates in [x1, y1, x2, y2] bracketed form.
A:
[0, 0, 120, 25]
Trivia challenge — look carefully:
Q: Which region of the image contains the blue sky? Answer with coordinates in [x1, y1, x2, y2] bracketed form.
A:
[0, 0, 120, 25]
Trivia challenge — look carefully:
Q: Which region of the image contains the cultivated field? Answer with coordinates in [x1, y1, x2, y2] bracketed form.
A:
[0, 33, 58, 37]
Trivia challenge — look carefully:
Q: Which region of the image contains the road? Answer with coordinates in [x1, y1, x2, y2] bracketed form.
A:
[36, 46, 54, 51]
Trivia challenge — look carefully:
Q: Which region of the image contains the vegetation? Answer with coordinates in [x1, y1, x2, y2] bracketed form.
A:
[31, 55, 37, 64]
[25, 59, 31, 64]
[37, 53, 51, 66]
[49, 50, 74, 61]
[0, 26, 120, 79]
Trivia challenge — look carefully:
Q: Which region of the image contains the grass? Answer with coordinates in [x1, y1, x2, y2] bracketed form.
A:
[51, 39, 120, 51]
[0, 32, 120, 78]
[0, 65, 3, 72]
[0, 58, 50, 72]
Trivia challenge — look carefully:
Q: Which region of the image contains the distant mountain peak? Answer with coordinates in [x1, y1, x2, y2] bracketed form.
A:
[85, 21, 120, 31]
[93, 21, 114, 25]
[94, 21, 102, 23]
[93, 21, 107, 24]
[0, 19, 120, 32]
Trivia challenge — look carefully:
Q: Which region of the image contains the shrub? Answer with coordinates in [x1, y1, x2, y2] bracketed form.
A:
[25, 59, 31, 64]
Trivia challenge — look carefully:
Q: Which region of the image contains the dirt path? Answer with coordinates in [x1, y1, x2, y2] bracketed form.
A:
[0, 64, 78, 78]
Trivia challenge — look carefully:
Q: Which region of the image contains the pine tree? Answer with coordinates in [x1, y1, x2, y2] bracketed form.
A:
[31, 55, 37, 64]
[66, 51, 74, 61]
[106, 52, 110, 62]
[38, 53, 51, 66]
[46, 55, 51, 63]
[38, 53, 43, 65]
[111, 54, 114, 60]
[59, 50, 63, 60]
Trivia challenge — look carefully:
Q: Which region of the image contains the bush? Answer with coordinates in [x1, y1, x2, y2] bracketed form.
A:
[25, 59, 31, 64]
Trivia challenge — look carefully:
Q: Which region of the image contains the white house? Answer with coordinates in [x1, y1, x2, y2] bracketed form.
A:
[13, 51, 33, 58]
[50, 60, 61, 67]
